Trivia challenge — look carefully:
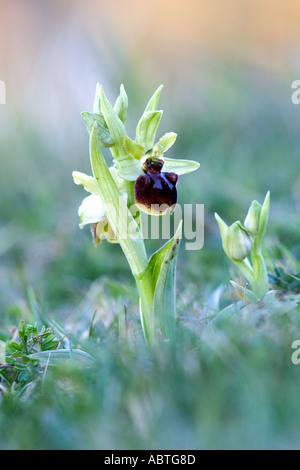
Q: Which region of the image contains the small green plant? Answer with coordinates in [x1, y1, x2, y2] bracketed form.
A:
[73, 84, 199, 344]
[0, 322, 60, 390]
[215, 192, 270, 301]
[0, 321, 94, 393]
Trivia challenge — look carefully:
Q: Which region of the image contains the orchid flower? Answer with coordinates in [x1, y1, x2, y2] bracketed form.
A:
[72, 84, 200, 344]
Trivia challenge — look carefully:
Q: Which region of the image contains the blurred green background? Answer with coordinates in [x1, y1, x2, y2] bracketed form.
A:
[1, 0, 300, 450]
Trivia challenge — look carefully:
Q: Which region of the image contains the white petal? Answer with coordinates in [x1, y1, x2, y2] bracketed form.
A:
[78, 194, 106, 228]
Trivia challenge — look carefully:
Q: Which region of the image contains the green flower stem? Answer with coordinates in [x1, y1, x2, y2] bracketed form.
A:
[232, 258, 255, 286]
[251, 242, 269, 299]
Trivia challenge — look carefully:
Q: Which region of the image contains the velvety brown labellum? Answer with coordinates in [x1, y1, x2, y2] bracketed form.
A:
[134, 159, 178, 215]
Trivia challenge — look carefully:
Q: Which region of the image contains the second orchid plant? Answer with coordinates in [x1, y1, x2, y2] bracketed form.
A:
[73, 84, 199, 344]
[215, 192, 270, 301]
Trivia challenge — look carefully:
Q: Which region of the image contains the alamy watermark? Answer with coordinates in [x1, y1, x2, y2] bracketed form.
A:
[107, 199, 204, 251]
[139, 203, 204, 251]
[0, 80, 6, 104]
[291, 340, 300, 364]
[291, 80, 300, 105]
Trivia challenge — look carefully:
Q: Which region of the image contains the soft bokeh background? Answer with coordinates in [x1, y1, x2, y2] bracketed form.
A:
[1, 0, 300, 449]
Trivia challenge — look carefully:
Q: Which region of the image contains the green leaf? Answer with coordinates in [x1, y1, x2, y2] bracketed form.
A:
[14, 363, 28, 372]
[243, 290, 300, 316]
[203, 290, 300, 345]
[42, 341, 59, 351]
[230, 281, 258, 303]
[136, 111, 163, 151]
[42, 334, 56, 345]
[18, 371, 30, 382]
[81, 112, 114, 148]
[99, 85, 127, 158]
[114, 84, 128, 124]
[148, 221, 182, 339]
[90, 123, 148, 277]
[5, 356, 15, 365]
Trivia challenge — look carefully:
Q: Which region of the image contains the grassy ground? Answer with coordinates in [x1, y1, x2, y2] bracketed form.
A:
[1, 64, 300, 449]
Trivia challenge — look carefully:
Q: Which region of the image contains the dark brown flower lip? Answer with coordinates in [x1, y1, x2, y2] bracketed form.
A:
[134, 157, 178, 215]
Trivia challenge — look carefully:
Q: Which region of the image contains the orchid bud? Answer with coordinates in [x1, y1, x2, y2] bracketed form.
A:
[134, 157, 178, 215]
[244, 200, 262, 235]
[225, 221, 252, 261]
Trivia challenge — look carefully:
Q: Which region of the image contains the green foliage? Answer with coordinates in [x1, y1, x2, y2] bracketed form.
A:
[0, 322, 60, 390]
[1, 67, 300, 449]
[1, 298, 300, 449]
[269, 268, 300, 293]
